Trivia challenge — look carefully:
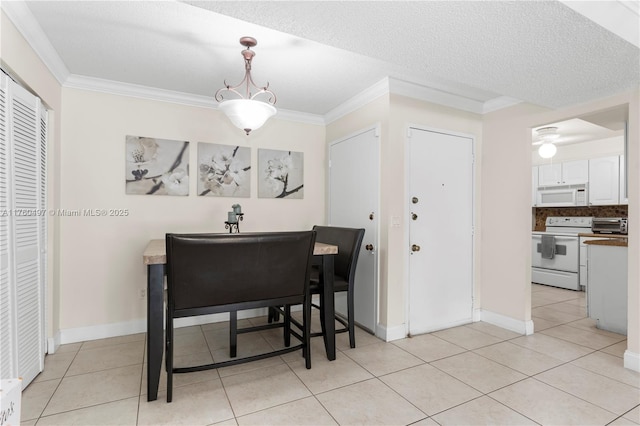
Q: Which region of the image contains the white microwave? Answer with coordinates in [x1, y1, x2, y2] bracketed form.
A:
[537, 185, 588, 207]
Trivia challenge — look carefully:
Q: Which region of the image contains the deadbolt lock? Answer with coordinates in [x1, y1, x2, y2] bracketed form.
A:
[412, 197, 419, 204]
[411, 244, 421, 252]
[365, 244, 374, 251]
[369, 212, 374, 220]
[411, 213, 418, 220]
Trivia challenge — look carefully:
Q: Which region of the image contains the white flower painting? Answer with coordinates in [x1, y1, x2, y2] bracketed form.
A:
[197, 143, 251, 197]
[125, 135, 189, 196]
[258, 149, 304, 199]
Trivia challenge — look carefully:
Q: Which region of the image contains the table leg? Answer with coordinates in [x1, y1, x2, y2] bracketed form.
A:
[322, 255, 336, 360]
[147, 264, 164, 401]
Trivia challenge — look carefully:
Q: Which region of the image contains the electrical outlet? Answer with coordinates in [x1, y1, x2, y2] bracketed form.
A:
[139, 288, 146, 299]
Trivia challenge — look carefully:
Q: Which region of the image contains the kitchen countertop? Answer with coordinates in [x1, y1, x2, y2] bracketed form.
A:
[578, 233, 628, 239]
[583, 238, 628, 247]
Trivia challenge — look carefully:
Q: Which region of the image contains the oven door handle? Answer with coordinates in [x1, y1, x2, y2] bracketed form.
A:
[536, 243, 567, 255]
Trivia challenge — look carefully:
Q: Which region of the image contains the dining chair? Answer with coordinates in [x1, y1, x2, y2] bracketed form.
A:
[309, 225, 365, 348]
[164, 231, 315, 402]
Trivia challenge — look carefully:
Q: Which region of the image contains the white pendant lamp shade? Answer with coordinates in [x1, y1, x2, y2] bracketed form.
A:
[219, 99, 277, 135]
[215, 37, 277, 135]
[538, 142, 557, 158]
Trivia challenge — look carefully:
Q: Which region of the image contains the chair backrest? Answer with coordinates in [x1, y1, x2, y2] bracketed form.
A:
[312, 226, 365, 283]
[166, 231, 316, 313]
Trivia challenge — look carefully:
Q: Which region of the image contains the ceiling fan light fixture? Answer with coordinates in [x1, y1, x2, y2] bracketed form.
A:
[536, 126, 560, 142]
[215, 37, 277, 135]
[538, 142, 557, 158]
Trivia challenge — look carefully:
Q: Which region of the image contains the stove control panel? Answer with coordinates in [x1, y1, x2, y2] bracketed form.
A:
[545, 216, 593, 227]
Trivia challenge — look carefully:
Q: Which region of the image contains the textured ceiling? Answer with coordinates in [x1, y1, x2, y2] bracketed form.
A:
[11, 0, 640, 118]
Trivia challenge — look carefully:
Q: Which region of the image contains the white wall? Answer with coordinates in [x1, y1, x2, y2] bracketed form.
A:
[58, 88, 326, 340]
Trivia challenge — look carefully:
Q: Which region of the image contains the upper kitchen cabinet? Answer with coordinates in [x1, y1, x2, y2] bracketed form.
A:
[619, 155, 628, 205]
[589, 156, 620, 205]
[538, 159, 588, 187]
[532, 166, 539, 206]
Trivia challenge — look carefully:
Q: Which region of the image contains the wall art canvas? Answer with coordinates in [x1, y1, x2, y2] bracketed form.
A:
[197, 143, 251, 197]
[258, 149, 304, 199]
[125, 135, 189, 196]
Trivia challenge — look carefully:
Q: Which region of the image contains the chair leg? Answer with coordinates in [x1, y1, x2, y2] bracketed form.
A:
[166, 316, 173, 403]
[304, 296, 312, 369]
[284, 305, 292, 347]
[347, 289, 356, 348]
[229, 310, 238, 358]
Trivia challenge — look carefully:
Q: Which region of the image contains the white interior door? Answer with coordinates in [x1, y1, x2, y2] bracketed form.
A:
[408, 127, 473, 335]
[329, 127, 379, 334]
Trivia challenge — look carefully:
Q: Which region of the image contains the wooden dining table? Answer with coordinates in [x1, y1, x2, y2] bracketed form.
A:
[142, 238, 338, 402]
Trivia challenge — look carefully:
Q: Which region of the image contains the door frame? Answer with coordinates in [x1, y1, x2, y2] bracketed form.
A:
[404, 123, 477, 335]
[328, 124, 381, 336]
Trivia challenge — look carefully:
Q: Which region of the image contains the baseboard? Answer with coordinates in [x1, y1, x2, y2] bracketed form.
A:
[376, 323, 406, 342]
[624, 350, 640, 372]
[481, 310, 533, 335]
[58, 308, 270, 345]
[47, 332, 61, 354]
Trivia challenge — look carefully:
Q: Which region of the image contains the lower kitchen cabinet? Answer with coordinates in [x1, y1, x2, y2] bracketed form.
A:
[586, 242, 627, 335]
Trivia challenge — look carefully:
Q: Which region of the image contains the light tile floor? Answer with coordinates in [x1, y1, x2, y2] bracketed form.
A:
[22, 284, 640, 425]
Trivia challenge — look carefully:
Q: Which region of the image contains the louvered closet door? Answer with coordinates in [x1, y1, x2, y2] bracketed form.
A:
[0, 72, 46, 387]
[0, 73, 17, 380]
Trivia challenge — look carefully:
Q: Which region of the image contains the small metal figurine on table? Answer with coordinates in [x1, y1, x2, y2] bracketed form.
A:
[225, 204, 244, 233]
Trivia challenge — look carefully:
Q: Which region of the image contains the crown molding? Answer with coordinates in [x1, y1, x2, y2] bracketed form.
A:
[1, 0, 70, 85]
[64, 74, 325, 126]
[324, 78, 391, 124]
[482, 96, 523, 114]
[389, 78, 485, 114]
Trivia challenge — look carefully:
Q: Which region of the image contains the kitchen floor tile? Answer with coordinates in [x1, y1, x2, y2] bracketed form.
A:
[42, 365, 142, 416]
[531, 306, 586, 323]
[463, 321, 523, 340]
[544, 300, 588, 316]
[315, 378, 426, 425]
[79, 333, 146, 350]
[66, 340, 145, 376]
[235, 396, 337, 426]
[571, 351, 640, 388]
[221, 363, 311, 417]
[392, 333, 466, 362]
[33, 351, 76, 383]
[430, 352, 527, 393]
[140, 351, 218, 395]
[473, 341, 564, 376]
[138, 379, 234, 425]
[624, 406, 640, 423]
[20, 379, 61, 421]
[490, 378, 618, 425]
[343, 341, 423, 376]
[600, 340, 629, 358]
[541, 324, 626, 350]
[379, 363, 482, 416]
[510, 332, 594, 362]
[536, 363, 640, 415]
[35, 397, 139, 426]
[287, 350, 373, 394]
[431, 395, 537, 425]
[432, 325, 503, 350]
[532, 315, 565, 331]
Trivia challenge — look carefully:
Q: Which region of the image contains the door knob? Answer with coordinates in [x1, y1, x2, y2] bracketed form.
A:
[365, 244, 374, 251]
[412, 197, 419, 204]
[369, 212, 374, 220]
[411, 244, 421, 252]
[411, 212, 418, 220]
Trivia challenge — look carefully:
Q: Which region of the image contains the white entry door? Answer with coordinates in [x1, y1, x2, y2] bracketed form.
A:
[329, 126, 379, 333]
[408, 127, 473, 335]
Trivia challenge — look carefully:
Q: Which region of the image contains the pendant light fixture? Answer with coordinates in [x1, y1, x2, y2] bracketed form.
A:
[536, 126, 560, 159]
[215, 37, 277, 135]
